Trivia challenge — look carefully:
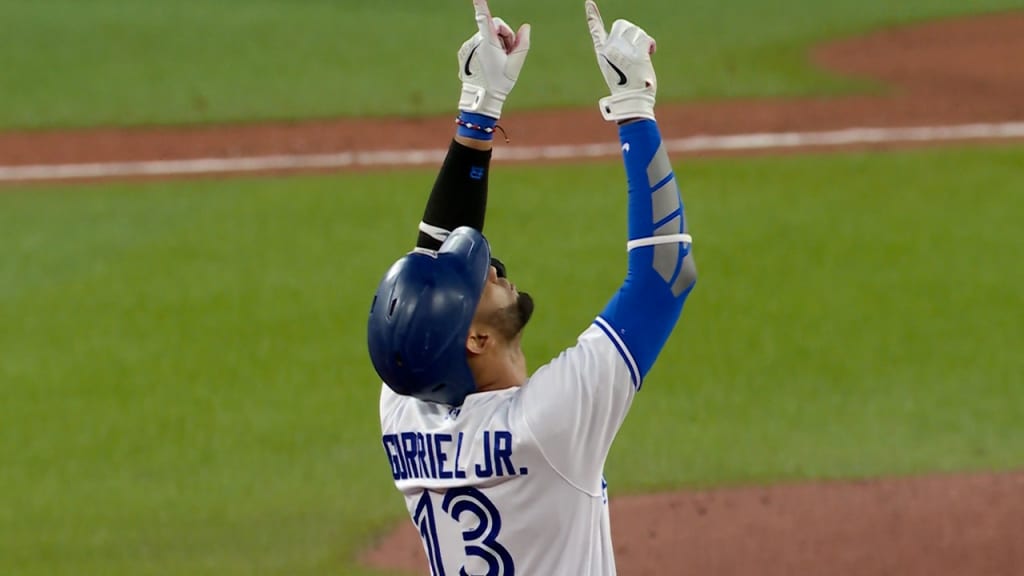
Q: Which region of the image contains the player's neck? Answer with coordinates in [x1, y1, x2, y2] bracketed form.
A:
[472, 341, 528, 393]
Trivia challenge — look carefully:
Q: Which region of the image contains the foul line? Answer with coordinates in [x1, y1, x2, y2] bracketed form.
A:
[2, 121, 1024, 183]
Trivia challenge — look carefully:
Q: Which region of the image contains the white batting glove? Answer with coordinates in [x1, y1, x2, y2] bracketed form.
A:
[458, 0, 531, 120]
[585, 0, 658, 122]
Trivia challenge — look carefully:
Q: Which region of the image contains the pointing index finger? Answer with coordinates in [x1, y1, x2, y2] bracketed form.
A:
[474, 0, 498, 44]
[585, 0, 607, 48]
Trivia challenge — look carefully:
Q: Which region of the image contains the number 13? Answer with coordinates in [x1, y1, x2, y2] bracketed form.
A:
[413, 487, 515, 576]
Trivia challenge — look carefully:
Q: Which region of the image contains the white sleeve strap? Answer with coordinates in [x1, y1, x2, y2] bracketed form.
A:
[418, 221, 451, 243]
[626, 233, 693, 252]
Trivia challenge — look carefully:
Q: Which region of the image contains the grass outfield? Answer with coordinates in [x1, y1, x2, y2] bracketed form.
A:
[2, 0, 1023, 129]
[2, 146, 1023, 575]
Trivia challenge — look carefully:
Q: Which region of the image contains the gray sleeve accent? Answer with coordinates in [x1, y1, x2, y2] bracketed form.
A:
[651, 216, 682, 282]
[651, 177, 681, 223]
[653, 244, 679, 282]
[654, 216, 681, 237]
[643, 145, 694, 296]
[671, 253, 698, 297]
[646, 143, 673, 189]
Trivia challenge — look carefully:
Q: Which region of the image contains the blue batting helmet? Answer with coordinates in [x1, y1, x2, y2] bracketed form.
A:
[367, 226, 491, 406]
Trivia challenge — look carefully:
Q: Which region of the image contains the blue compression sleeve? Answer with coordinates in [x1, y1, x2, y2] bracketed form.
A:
[597, 120, 697, 389]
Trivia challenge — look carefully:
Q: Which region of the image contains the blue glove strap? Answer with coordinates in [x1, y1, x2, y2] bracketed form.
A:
[456, 112, 498, 141]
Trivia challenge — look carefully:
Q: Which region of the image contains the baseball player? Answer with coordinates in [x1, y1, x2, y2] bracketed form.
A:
[367, 1, 696, 574]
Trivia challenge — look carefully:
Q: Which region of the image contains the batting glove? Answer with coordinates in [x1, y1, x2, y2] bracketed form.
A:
[458, 0, 531, 120]
[585, 0, 658, 122]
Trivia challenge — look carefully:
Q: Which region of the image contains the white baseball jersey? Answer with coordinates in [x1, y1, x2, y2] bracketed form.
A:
[379, 319, 638, 576]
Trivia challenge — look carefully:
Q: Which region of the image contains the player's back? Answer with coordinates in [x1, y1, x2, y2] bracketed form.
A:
[379, 324, 632, 575]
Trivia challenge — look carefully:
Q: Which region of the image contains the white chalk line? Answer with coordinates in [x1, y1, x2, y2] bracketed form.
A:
[2, 121, 1024, 183]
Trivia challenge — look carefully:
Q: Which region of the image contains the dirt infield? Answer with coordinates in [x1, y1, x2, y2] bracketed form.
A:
[3, 11, 1022, 576]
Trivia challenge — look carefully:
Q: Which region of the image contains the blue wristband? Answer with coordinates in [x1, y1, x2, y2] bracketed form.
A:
[456, 111, 498, 141]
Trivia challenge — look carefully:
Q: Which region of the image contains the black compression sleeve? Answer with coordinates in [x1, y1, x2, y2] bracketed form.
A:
[416, 140, 493, 251]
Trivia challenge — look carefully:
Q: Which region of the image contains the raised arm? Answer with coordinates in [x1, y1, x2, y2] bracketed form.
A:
[517, 3, 697, 489]
[586, 0, 697, 387]
[416, 0, 531, 251]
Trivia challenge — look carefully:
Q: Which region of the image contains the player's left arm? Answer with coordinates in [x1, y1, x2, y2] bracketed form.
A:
[519, 4, 695, 491]
[416, 0, 531, 251]
[586, 0, 696, 388]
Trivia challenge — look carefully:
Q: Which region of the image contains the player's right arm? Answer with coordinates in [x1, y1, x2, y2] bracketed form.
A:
[520, 1, 696, 488]
[415, 0, 531, 252]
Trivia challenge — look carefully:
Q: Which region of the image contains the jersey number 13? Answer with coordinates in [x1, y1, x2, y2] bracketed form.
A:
[413, 487, 515, 576]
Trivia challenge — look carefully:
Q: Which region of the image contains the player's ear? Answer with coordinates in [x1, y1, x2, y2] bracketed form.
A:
[466, 326, 490, 356]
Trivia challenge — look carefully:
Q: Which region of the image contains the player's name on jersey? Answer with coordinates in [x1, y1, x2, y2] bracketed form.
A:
[381, 430, 530, 481]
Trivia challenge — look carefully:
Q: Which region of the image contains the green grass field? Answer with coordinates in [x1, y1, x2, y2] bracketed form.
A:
[2, 146, 1022, 575]
[2, 0, 1022, 129]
